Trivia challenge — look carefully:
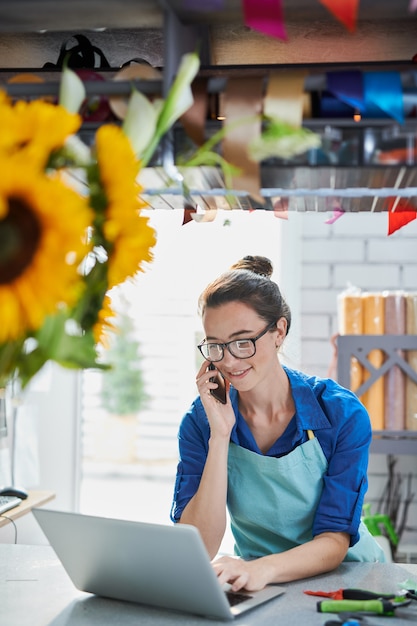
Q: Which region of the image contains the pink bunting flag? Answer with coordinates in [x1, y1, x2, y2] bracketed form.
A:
[273, 197, 289, 219]
[325, 209, 345, 224]
[242, 0, 287, 41]
[318, 0, 359, 32]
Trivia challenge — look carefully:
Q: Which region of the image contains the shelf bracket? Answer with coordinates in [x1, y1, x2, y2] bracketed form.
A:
[337, 334, 417, 397]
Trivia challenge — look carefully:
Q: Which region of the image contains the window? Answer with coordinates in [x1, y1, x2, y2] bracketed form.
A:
[79, 209, 286, 544]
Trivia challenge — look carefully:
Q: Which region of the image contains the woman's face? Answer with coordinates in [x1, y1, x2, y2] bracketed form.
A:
[202, 301, 284, 392]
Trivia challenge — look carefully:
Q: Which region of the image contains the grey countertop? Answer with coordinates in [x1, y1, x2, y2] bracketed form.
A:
[1, 544, 417, 626]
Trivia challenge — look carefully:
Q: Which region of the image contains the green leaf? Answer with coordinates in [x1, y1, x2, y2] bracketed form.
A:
[16, 312, 107, 387]
[52, 330, 108, 371]
[248, 119, 321, 162]
[177, 121, 242, 192]
[0, 339, 26, 388]
[17, 350, 49, 389]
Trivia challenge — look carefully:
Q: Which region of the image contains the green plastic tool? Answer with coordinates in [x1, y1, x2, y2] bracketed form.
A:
[317, 597, 411, 616]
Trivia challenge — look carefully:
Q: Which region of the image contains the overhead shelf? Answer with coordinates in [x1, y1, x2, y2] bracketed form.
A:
[138, 164, 417, 212]
[370, 431, 417, 455]
[0, 4, 416, 211]
[0, 0, 412, 33]
[2, 63, 417, 212]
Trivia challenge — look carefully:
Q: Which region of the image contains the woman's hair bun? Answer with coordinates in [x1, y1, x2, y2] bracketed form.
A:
[230, 255, 273, 279]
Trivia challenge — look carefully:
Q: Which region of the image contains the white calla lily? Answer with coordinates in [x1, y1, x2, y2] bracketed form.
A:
[64, 134, 91, 166]
[59, 65, 86, 114]
[122, 89, 158, 159]
[249, 119, 321, 162]
[156, 52, 200, 136]
[141, 52, 200, 165]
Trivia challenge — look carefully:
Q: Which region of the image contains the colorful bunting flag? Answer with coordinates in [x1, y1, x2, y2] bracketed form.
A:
[325, 208, 345, 224]
[273, 197, 289, 219]
[242, 0, 287, 40]
[326, 71, 364, 111]
[240, 2, 415, 41]
[363, 72, 404, 123]
[274, 210, 289, 220]
[387, 197, 417, 235]
[182, 206, 196, 225]
[318, 0, 359, 32]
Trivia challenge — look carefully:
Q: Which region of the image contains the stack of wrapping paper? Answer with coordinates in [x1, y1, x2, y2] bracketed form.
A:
[361, 292, 385, 430]
[337, 290, 363, 392]
[338, 289, 417, 431]
[384, 292, 406, 430]
[406, 293, 417, 431]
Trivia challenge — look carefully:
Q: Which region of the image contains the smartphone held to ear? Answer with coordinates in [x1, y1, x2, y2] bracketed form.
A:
[208, 363, 227, 404]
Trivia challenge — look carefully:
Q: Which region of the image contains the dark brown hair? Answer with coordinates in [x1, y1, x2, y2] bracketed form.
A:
[198, 255, 291, 335]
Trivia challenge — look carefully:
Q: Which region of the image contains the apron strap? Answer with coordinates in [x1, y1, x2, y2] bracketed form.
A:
[307, 429, 315, 440]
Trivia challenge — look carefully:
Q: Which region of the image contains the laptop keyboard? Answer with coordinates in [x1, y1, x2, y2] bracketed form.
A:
[226, 590, 253, 606]
[0, 495, 22, 515]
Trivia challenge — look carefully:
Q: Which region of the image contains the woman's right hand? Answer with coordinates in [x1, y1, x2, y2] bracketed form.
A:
[196, 361, 236, 439]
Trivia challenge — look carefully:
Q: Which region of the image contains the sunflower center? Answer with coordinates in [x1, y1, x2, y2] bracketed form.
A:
[0, 197, 41, 284]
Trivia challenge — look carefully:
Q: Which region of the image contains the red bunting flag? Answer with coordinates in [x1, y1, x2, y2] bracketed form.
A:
[387, 197, 417, 236]
[182, 206, 197, 225]
[318, 0, 359, 32]
[242, 1, 361, 39]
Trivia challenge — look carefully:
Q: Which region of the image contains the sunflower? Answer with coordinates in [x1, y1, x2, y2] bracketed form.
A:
[0, 153, 92, 344]
[93, 293, 117, 348]
[0, 91, 81, 168]
[93, 124, 156, 289]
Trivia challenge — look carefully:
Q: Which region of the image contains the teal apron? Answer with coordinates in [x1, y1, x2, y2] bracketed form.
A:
[227, 433, 385, 562]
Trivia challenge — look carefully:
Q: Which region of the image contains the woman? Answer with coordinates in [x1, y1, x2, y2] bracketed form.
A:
[170, 255, 385, 592]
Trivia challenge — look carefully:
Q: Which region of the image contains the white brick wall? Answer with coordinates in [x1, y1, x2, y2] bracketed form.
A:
[300, 212, 417, 375]
[299, 211, 417, 554]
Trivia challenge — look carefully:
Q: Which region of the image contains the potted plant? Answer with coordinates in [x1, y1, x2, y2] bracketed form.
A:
[95, 307, 149, 463]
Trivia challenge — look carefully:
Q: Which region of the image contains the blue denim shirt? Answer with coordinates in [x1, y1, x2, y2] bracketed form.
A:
[171, 366, 372, 546]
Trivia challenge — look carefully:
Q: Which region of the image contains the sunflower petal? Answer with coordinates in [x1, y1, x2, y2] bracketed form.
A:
[0, 153, 91, 343]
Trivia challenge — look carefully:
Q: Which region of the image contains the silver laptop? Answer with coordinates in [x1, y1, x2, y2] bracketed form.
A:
[32, 508, 286, 620]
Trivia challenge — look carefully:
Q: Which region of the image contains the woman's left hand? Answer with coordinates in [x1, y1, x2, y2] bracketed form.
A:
[212, 555, 270, 592]
[212, 532, 350, 590]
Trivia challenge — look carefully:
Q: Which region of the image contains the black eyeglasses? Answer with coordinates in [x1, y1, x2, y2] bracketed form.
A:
[198, 322, 276, 363]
